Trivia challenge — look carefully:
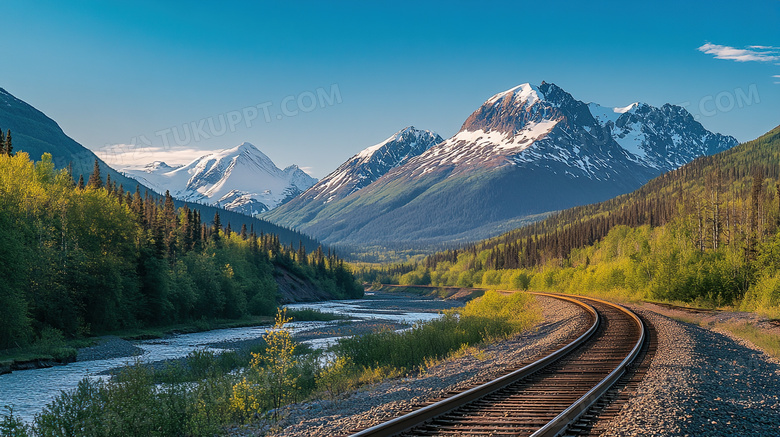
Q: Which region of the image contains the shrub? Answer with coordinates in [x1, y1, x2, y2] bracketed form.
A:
[1, 406, 30, 437]
[230, 309, 298, 421]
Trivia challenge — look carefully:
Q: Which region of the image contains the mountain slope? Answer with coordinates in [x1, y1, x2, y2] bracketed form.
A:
[123, 142, 316, 216]
[0, 87, 322, 248]
[265, 126, 443, 226]
[395, 124, 780, 307]
[268, 82, 737, 246]
[0, 87, 139, 189]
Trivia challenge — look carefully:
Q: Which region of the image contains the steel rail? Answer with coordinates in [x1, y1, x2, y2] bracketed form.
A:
[348, 292, 646, 437]
[529, 294, 646, 437]
[349, 294, 600, 437]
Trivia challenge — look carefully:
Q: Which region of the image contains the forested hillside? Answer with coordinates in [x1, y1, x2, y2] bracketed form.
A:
[363, 125, 780, 314]
[0, 145, 361, 349]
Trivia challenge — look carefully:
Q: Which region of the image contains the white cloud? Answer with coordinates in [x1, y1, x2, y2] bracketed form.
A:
[298, 166, 315, 176]
[96, 145, 215, 170]
[698, 43, 780, 62]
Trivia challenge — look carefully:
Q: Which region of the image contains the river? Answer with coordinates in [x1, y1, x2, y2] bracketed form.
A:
[0, 291, 461, 423]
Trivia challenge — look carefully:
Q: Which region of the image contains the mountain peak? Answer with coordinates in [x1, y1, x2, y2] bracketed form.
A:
[616, 102, 641, 113]
[356, 126, 440, 161]
[486, 83, 545, 107]
[460, 81, 575, 138]
[142, 161, 179, 173]
[230, 141, 264, 156]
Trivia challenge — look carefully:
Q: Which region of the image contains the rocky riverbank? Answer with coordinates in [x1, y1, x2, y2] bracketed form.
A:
[76, 336, 144, 362]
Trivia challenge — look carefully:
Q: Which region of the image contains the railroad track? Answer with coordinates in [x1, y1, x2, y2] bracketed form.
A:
[349, 293, 646, 437]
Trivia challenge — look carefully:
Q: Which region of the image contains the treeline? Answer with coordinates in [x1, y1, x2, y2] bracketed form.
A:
[0, 148, 361, 349]
[361, 125, 780, 313]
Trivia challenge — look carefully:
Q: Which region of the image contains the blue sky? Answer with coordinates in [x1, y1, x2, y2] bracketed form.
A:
[1, 0, 778, 178]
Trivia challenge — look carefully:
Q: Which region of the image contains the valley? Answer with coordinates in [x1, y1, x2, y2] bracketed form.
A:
[2, 2, 779, 435]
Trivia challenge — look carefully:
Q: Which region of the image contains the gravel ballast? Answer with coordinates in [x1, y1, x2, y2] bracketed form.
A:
[253, 295, 590, 437]
[597, 306, 780, 436]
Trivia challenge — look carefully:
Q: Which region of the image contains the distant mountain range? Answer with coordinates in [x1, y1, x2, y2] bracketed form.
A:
[0, 87, 323, 248]
[122, 142, 317, 216]
[265, 81, 738, 246]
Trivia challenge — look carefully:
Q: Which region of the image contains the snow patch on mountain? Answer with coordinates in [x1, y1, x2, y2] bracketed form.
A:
[486, 83, 544, 107]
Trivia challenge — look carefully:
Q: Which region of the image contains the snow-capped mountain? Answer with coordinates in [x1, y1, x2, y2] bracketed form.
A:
[588, 100, 737, 170]
[409, 82, 736, 181]
[123, 142, 317, 216]
[308, 126, 443, 202]
[266, 82, 737, 246]
[265, 127, 442, 225]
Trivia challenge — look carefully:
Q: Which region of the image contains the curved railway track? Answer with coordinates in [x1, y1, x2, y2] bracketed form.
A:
[349, 293, 646, 437]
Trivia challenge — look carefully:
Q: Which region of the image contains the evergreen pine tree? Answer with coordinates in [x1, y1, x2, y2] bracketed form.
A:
[77, 174, 85, 189]
[87, 159, 102, 189]
[163, 190, 176, 229]
[131, 186, 143, 218]
[298, 241, 307, 266]
[0, 130, 5, 155]
[212, 212, 222, 243]
[182, 208, 193, 251]
[5, 130, 12, 156]
[67, 162, 75, 186]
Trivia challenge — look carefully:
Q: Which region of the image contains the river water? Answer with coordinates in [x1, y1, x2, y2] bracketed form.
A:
[0, 292, 459, 423]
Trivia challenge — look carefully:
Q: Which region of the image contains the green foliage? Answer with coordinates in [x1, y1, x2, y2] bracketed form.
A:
[8, 293, 540, 435]
[315, 356, 357, 400]
[1, 406, 29, 437]
[0, 152, 361, 352]
[231, 309, 299, 421]
[31, 362, 234, 437]
[31, 327, 77, 362]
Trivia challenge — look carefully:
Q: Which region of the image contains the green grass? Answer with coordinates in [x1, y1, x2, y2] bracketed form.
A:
[371, 284, 484, 300]
[334, 290, 540, 372]
[0, 330, 95, 366]
[716, 322, 780, 360]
